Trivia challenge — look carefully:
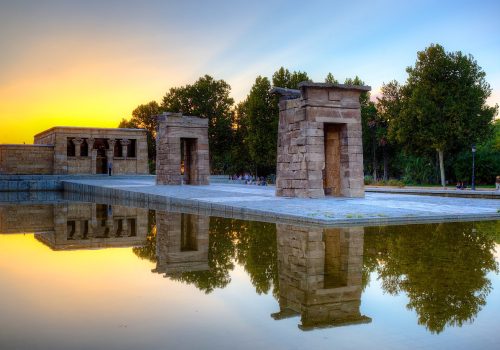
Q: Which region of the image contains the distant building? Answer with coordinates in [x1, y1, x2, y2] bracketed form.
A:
[0, 127, 148, 175]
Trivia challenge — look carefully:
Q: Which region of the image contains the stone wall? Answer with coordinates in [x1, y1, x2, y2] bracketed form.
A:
[0, 204, 55, 234]
[156, 113, 210, 185]
[273, 83, 369, 198]
[0, 145, 54, 175]
[154, 211, 209, 275]
[273, 223, 370, 330]
[34, 127, 149, 175]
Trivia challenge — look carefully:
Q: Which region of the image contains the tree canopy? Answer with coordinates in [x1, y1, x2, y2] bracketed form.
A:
[389, 44, 498, 185]
[161, 75, 234, 173]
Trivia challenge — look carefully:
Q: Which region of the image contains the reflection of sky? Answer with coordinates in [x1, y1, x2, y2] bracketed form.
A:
[1, 233, 499, 349]
[1, 0, 499, 143]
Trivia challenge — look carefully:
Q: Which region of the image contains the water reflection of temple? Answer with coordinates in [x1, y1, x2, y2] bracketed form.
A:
[153, 212, 209, 276]
[0, 203, 148, 250]
[272, 224, 371, 330]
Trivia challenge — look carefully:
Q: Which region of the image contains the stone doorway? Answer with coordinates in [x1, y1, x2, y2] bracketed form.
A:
[180, 138, 197, 184]
[323, 124, 342, 196]
[94, 139, 108, 174]
[272, 82, 368, 198]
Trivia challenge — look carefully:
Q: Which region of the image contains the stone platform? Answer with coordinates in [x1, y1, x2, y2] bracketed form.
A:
[61, 177, 500, 226]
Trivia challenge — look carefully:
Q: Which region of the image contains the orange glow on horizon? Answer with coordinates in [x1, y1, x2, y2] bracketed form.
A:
[0, 71, 167, 144]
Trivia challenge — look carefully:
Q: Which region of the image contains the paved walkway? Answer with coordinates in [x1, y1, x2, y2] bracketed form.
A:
[366, 185, 499, 199]
[62, 177, 500, 226]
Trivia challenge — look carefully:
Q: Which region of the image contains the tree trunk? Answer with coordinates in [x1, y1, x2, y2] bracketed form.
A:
[372, 133, 377, 180]
[383, 146, 388, 181]
[438, 148, 445, 187]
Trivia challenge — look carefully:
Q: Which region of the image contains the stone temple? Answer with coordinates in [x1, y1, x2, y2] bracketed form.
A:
[272, 82, 370, 198]
[156, 112, 210, 185]
[0, 127, 148, 175]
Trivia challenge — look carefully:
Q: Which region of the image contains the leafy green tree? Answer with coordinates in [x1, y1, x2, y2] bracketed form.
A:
[161, 75, 234, 173]
[344, 76, 380, 179]
[377, 80, 403, 180]
[233, 67, 311, 176]
[119, 101, 163, 172]
[451, 123, 500, 184]
[242, 76, 279, 175]
[390, 44, 498, 186]
[227, 101, 252, 175]
[272, 67, 310, 89]
[325, 72, 339, 84]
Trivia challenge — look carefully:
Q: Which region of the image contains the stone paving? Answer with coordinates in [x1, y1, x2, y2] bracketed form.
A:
[62, 177, 500, 226]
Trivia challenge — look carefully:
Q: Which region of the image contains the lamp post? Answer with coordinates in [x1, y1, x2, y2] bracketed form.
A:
[471, 144, 476, 191]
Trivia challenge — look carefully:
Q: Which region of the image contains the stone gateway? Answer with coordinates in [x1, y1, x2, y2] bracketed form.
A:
[272, 82, 370, 198]
[156, 112, 210, 185]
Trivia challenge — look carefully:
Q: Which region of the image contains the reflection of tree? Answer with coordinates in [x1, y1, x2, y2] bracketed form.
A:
[364, 221, 498, 334]
[169, 217, 235, 293]
[132, 210, 156, 262]
[235, 221, 278, 296]
[131, 213, 279, 295]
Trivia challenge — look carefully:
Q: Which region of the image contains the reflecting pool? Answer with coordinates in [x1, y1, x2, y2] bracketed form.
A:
[0, 201, 499, 349]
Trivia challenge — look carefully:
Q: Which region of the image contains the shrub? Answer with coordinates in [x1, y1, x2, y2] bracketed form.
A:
[364, 175, 374, 185]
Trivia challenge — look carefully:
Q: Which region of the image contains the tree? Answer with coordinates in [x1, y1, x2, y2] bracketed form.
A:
[161, 75, 234, 173]
[227, 101, 252, 175]
[344, 76, 379, 179]
[324, 72, 339, 84]
[390, 44, 498, 186]
[232, 67, 311, 176]
[119, 101, 163, 173]
[377, 80, 403, 180]
[242, 76, 279, 175]
[364, 221, 498, 333]
[272, 67, 310, 89]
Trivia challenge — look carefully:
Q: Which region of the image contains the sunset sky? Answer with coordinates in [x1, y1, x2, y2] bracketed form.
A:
[1, 0, 499, 144]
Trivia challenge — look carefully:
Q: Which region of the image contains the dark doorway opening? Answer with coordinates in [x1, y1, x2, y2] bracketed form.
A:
[180, 138, 197, 184]
[323, 228, 348, 288]
[323, 124, 342, 196]
[94, 139, 108, 174]
[181, 213, 197, 252]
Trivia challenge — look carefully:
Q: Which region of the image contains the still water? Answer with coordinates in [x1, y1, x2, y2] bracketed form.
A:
[0, 201, 499, 349]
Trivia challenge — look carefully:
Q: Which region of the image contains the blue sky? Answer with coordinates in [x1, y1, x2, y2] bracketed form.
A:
[0, 0, 499, 142]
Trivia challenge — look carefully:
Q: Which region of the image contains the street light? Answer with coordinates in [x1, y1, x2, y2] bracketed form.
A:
[471, 144, 476, 191]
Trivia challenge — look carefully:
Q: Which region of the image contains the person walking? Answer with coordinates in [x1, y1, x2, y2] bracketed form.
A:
[496, 175, 500, 191]
[108, 161, 113, 176]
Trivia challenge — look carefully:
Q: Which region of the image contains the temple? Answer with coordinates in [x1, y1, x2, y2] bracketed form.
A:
[0, 127, 148, 175]
[156, 112, 210, 185]
[272, 82, 370, 198]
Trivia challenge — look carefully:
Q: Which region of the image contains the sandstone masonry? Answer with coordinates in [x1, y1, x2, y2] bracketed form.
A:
[0, 127, 148, 175]
[156, 112, 209, 185]
[0, 202, 148, 250]
[272, 82, 370, 198]
[272, 224, 371, 330]
[154, 212, 209, 276]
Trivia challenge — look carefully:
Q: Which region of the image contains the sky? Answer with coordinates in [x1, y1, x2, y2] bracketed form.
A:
[1, 0, 499, 143]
